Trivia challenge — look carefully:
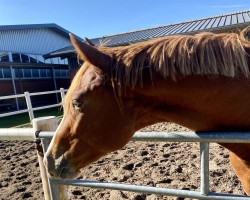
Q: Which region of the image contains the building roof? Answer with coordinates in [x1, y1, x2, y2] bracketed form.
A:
[0, 23, 83, 41]
[44, 10, 250, 59]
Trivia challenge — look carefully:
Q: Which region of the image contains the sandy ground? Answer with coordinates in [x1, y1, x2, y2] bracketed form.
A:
[0, 122, 246, 200]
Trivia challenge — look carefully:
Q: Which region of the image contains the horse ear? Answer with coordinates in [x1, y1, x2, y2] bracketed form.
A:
[69, 33, 111, 72]
[85, 37, 95, 47]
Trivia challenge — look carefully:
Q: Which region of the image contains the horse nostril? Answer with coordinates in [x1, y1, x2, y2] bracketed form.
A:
[59, 166, 68, 177]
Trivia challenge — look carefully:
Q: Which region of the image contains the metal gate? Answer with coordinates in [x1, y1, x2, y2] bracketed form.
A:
[1, 117, 250, 199]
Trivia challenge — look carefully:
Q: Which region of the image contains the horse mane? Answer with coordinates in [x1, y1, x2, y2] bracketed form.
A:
[100, 29, 250, 89]
[64, 29, 250, 113]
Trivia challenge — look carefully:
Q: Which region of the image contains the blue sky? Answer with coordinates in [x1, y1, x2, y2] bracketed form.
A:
[0, 0, 249, 39]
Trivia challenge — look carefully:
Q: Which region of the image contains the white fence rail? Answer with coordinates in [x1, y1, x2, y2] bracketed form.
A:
[0, 88, 67, 121]
[0, 116, 250, 199]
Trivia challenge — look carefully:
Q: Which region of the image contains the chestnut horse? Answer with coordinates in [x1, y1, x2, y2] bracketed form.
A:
[44, 30, 250, 195]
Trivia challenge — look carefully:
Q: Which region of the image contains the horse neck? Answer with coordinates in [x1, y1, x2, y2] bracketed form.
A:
[131, 75, 250, 132]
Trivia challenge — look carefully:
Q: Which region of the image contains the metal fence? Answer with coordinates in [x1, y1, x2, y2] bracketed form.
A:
[1, 116, 250, 199]
[0, 88, 67, 121]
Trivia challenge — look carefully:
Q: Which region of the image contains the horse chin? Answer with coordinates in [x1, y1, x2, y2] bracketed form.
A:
[48, 167, 78, 180]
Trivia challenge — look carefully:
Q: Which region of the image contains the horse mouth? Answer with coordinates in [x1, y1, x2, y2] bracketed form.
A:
[45, 155, 78, 180]
[48, 166, 77, 180]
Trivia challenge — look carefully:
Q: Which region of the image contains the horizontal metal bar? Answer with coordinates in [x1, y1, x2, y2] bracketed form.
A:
[2, 130, 250, 143]
[0, 93, 25, 100]
[38, 131, 54, 138]
[53, 179, 250, 200]
[131, 132, 250, 143]
[0, 128, 34, 140]
[29, 90, 61, 96]
[32, 104, 61, 111]
[0, 109, 28, 118]
[38, 131, 250, 143]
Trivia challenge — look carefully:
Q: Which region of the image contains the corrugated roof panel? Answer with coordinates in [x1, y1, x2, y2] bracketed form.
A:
[124, 33, 133, 41]
[153, 27, 170, 38]
[225, 15, 232, 26]
[148, 27, 163, 38]
[178, 22, 196, 33]
[157, 24, 176, 36]
[133, 31, 148, 41]
[180, 21, 197, 33]
[140, 29, 157, 40]
[205, 18, 216, 29]
[186, 20, 202, 32]
[192, 20, 207, 31]
[231, 15, 238, 24]
[153, 26, 172, 37]
[237, 13, 244, 23]
[144, 28, 161, 39]
[243, 12, 250, 22]
[131, 31, 144, 41]
[199, 19, 212, 30]
[211, 17, 221, 28]
[168, 23, 187, 35]
[172, 23, 191, 34]
[218, 16, 226, 26]
[45, 10, 250, 58]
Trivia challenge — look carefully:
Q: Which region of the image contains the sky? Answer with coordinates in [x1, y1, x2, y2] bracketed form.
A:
[0, 0, 249, 39]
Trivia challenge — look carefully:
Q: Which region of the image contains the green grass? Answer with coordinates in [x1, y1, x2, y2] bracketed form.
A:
[0, 107, 63, 128]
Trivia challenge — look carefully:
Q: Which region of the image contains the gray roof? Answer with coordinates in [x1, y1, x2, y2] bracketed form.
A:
[44, 10, 250, 59]
[0, 23, 83, 41]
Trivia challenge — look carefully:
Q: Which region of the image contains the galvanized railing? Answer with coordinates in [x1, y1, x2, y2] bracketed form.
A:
[0, 88, 68, 121]
[1, 122, 250, 200]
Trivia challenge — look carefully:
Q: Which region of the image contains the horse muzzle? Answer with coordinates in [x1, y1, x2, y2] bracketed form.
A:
[43, 153, 76, 180]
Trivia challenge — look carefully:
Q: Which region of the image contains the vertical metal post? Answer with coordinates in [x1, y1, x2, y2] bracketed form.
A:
[200, 142, 209, 195]
[60, 88, 65, 103]
[10, 66, 19, 110]
[33, 116, 68, 200]
[24, 91, 34, 122]
[41, 138, 61, 200]
[51, 67, 59, 103]
[18, 68, 24, 94]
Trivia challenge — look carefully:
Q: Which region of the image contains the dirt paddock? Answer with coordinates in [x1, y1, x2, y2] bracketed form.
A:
[0, 122, 246, 200]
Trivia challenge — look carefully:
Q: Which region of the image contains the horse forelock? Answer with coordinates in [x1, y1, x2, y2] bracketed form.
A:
[100, 29, 250, 89]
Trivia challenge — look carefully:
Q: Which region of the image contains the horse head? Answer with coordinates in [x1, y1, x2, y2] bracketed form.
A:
[43, 34, 136, 179]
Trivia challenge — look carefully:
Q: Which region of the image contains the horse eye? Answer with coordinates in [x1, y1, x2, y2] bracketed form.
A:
[72, 100, 83, 109]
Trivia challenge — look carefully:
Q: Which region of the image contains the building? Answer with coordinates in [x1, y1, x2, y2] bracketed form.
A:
[0, 23, 83, 111]
[44, 10, 250, 78]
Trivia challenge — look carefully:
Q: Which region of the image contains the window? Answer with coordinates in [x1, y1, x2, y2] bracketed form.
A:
[36, 55, 45, 64]
[46, 69, 51, 77]
[44, 58, 52, 64]
[23, 69, 31, 77]
[32, 69, 39, 77]
[3, 68, 11, 78]
[29, 55, 37, 63]
[21, 54, 29, 63]
[0, 52, 9, 62]
[40, 69, 47, 77]
[55, 69, 60, 77]
[0, 68, 3, 78]
[12, 53, 21, 62]
[58, 58, 68, 65]
[61, 70, 67, 77]
[51, 58, 59, 64]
